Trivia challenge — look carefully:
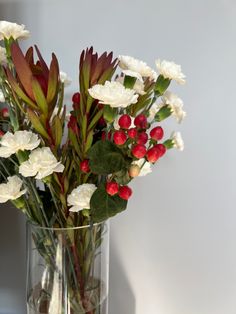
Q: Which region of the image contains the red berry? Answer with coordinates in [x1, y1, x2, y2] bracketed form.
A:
[98, 117, 107, 128]
[0, 130, 4, 137]
[1, 108, 9, 118]
[119, 186, 133, 200]
[137, 131, 148, 145]
[106, 181, 119, 196]
[150, 126, 164, 141]
[128, 128, 138, 139]
[113, 130, 127, 145]
[154, 143, 166, 157]
[68, 115, 79, 134]
[134, 114, 148, 129]
[146, 147, 161, 163]
[80, 159, 90, 173]
[131, 144, 147, 159]
[118, 114, 132, 129]
[72, 92, 80, 104]
[101, 131, 112, 141]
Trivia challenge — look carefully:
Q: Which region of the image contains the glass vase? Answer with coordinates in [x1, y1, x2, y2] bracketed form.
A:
[26, 220, 109, 314]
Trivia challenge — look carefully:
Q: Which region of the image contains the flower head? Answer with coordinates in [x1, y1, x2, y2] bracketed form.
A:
[162, 91, 186, 123]
[88, 81, 138, 108]
[0, 46, 7, 64]
[0, 90, 5, 103]
[171, 132, 184, 151]
[0, 176, 27, 203]
[119, 55, 154, 79]
[19, 147, 64, 180]
[59, 71, 72, 87]
[131, 158, 152, 177]
[155, 59, 186, 84]
[0, 21, 30, 40]
[0, 131, 40, 158]
[67, 183, 97, 212]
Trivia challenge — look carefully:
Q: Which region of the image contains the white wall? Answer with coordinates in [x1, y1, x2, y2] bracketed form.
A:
[1, 0, 236, 313]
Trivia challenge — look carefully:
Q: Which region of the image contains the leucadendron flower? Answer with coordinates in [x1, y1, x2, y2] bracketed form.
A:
[0, 21, 30, 41]
[59, 71, 72, 87]
[0, 131, 40, 158]
[0, 90, 5, 103]
[119, 55, 155, 79]
[19, 147, 64, 180]
[0, 46, 7, 64]
[0, 176, 27, 203]
[88, 81, 138, 108]
[162, 91, 186, 123]
[171, 132, 184, 151]
[155, 59, 186, 84]
[67, 184, 97, 212]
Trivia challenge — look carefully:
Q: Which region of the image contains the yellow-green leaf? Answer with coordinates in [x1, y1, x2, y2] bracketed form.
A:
[27, 108, 50, 139]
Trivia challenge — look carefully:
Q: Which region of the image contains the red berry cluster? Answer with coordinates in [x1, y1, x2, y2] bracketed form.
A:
[106, 181, 132, 200]
[112, 113, 166, 164]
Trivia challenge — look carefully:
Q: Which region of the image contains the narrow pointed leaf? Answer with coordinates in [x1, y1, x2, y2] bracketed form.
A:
[47, 53, 59, 104]
[32, 77, 48, 115]
[34, 45, 49, 78]
[27, 108, 50, 139]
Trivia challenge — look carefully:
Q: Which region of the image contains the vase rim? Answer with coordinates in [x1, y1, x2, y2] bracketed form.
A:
[27, 219, 108, 231]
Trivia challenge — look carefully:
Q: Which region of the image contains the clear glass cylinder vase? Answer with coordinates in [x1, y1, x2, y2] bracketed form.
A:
[26, 220, 109, 314]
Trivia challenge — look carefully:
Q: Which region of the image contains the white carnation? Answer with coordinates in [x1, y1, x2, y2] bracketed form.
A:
[59, 71, 72, 87]
[121, 69, 143, 82]
[0, 131, 40, 158]
[0, 90, 5, 102]
[116, 75, 146, 95]
[0, 21, 30, 41]
[132, 158, 152, 177]
[88, 81, 138, 108]
[155, 59, 186, 84]
[118, 55, 154, 79]
[0, 47, 7, 64]
[0, 176, 27, 203]
[19, 147, 64, 180]
[162, 91, 186, 123]
[67, 183, 97, 212]
[171, 132, 184, 151]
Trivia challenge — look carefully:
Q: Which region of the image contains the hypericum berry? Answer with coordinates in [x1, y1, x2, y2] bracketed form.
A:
[106, 181, 119, 196]
[72, 92, 80, 104]
[119, 186, 133, 200]
[0, 130, 4, 137]
[118, 114, 132, 129]
[131, 144, 147, 159]
[137, 131, 148, 145]
[101, 131, 112, 141]
[1, 108, 9, 118]
[80, 159, 90, 173]
[146, 147, 161, 163]
[128, 128, 138, 139]
[134, 114, 148, 129]
[68, 115, 79, 134]
[98, 117, 106, 128]
[150, 126, 164, 141]
[129, 164, 140, 177]
[154, 143, 166, 157]
[113, 130, 127, 145]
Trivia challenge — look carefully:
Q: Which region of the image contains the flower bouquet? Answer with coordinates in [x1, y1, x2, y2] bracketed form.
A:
[0, 21, 186, 314]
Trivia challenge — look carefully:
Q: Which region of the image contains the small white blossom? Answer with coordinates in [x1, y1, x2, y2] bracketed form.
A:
[0, 90, 5, 102]
[162, 91, 186, 123]
[171, 132, 184, 151]
[0, 176, 27, 203]
[67, 183, 97, 212]
[0, 131, 40, 158]
[0, 21, 30, 41]
[88, 81, 138, 108]
[116, 75, 146, 96]
[19, 147, 64, 180]
[59, 71, 72, 87]
[121, 69, 143, 82]
[155, 59, 186, 84]
[119, 55, 154, 79]
[0, 47, 7, 64]
[132, 158, 152, 177]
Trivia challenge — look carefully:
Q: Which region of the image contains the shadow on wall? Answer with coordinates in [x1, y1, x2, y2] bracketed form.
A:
[109, 239, 136, 314]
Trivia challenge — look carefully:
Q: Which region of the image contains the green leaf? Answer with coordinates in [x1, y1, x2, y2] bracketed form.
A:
[155, 105, 172, 122]
[27, 108, 50, 139]
[52, 115, 63, 147]
[88, 140, 126, 174]
[32, 77, 48, 115]
[47, 54, 59, 105]
[90, 184, 127, 222]
[123, 75, 136, 89]
[88, 109, 103, 131]
[154, 75, 170, 96]
[84, 130, 93, 153]
[103, 105, 117, 123]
